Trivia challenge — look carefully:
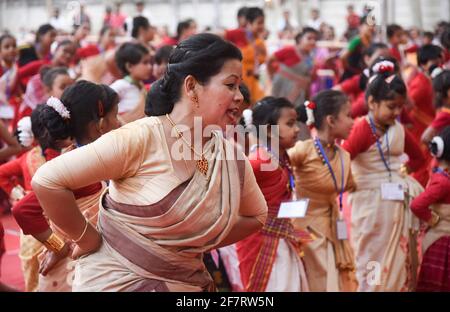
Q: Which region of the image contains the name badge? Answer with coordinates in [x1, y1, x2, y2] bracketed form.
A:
[278, 199, 309, 219]
[381, 183, 405, 201]
[336, 219, 348, 240]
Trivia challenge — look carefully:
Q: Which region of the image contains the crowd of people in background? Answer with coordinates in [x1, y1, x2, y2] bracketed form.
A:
[0, 1, 450, 292]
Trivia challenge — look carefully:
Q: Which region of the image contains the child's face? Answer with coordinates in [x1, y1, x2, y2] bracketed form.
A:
[369, 94, 405, 127]
[152, 61, 167, 80]
[128, 53, 152, 81]
[40, 30, 57, 49]
[390, 29, 404, 45]
[0, 37, 17, 64]
[331, 101, 354, 140]
[299, 32, 317, 52]
[49, 74, 74, 99]
[101, 29, 116, 49]
[277, 107, 300, 150]
[53, 44, 76, 67]
[250, 16, 265, 36]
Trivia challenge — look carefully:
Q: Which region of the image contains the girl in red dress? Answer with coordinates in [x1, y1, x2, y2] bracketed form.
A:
[236, 96, 307, 291]
[411, 126, 450, 291]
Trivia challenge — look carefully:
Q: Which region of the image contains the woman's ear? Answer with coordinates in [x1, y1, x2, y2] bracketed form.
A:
[184, 75, 198, 98]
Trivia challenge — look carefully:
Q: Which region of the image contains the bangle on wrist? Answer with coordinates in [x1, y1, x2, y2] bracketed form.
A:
[43, 232, 65, 253]
[73, 219, 89, 243]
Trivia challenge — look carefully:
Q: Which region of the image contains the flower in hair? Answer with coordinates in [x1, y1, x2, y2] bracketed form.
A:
[372, 60, 395, 74]
[304, 100, 315, 128]
[430, 136, 445, 158]
[46, 97, 70, 120]
[16, 117, 34, 147]
[431, 66, 444, 79]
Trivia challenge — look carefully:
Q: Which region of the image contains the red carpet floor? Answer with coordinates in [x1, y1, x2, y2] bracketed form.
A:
[0, 213, 25, 290]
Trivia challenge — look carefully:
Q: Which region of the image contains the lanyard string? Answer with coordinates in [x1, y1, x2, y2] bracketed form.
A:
[250, 144, 296, 193]
[314, 138, 345, 213]
[368, 116, 392, 182]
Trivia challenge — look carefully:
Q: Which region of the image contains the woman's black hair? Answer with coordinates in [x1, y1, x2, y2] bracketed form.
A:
[131, 16, 150, 39]
[297, 90, 348, 130]
[360, 55, 399, 90]
[145, 33, 242, 116]
[245, 7, 264, 24]
[294, 27, 319, 44]
[433, 70, 450, 109]
[115, 42, 149, 76]
[31, 80, 118, 150]
[40, 66, 69, 89]
[430, 126, 450, 162]
[154, 45, 174, 65]
[252, 96, 294, 138]
[35, 24, 55, 44]
[0, 34, 15, 48]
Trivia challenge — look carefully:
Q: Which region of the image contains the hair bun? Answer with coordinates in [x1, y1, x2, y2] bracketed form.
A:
[145, 79, 174, 116]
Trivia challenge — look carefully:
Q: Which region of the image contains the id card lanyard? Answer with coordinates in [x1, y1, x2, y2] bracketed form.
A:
[314, 138, 345, 218]
[368, 116, 392, 182]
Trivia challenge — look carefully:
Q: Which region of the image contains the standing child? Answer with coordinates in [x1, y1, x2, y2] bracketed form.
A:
[236, 96, 308, 292]
[269, 27, 318, 107]
[0, 34, 20, 122]
[110, 42, 152, 123]
[411, 126, 450, 291]
[288, 90, 356, 291]
[343, 69, 425, 291]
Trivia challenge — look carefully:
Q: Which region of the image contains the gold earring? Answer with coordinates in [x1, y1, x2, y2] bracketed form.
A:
[192, 95, 199, 108]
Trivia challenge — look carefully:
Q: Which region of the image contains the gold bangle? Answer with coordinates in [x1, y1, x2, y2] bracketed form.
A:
[43, 232, 65, 253]
[73, 219, 89, 243]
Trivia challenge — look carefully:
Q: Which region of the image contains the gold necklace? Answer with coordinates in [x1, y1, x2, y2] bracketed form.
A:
[165, 114, 209, 176]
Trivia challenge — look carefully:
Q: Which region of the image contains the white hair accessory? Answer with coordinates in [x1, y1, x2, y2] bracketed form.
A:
[16, 116, 34, 147]
[242, 109, 253, 128]
[303, 100, 316, 128]
[431, 66, 444, 79]
[372, 60, 395, 74]
[431, 136, 445, 158]
[46, 97, 70, 120]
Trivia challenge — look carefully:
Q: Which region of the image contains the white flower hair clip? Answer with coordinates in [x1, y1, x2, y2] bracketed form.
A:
[431, 136, 445, 158]
[46, 97, 70, 120]
[304, 100, 316, 129]
[372, 60, 395, 74]
[16, 116, 34, 147]
[431, 66, 444, 79]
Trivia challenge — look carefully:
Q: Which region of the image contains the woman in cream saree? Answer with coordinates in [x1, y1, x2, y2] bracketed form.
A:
[32, 34, 267, 292]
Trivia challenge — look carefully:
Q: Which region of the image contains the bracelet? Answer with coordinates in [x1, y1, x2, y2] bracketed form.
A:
[43, 232, 65, 253]
[73, 219, 89, 243]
